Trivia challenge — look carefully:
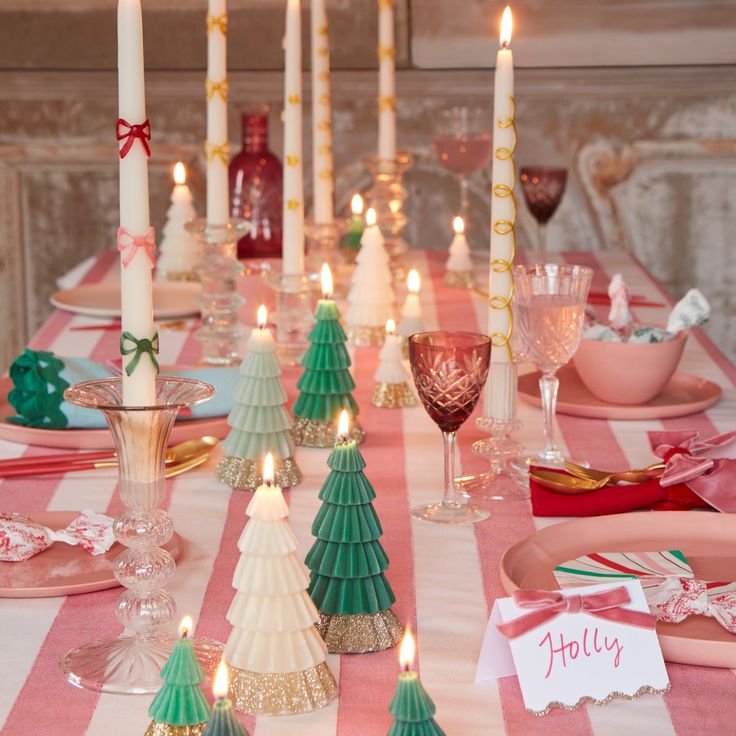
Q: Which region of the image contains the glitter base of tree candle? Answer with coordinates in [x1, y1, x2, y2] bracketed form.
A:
[58, 377, 223, 694]
[372, 381, 416, 408]
[216, 455, 303, 491]
[187, 219, 248, 367]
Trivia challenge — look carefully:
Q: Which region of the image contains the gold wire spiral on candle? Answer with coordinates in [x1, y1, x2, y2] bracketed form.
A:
[205, 78, 229, 102]
[206, 12, 228, 35]
[489, 95, 517, 362]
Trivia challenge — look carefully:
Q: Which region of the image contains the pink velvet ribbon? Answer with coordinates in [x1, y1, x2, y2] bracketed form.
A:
[648, 429, 736, 512]
[117, 226, 156, 268]
[496, 587, 657, 639]
[647, 577, 736, 634]
[116, 117, 151, 159]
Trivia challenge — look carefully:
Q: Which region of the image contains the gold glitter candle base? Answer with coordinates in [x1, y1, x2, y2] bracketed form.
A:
[216, 454, 303, 490]
[316, 608, 403, 654]
[347, 324, 387, 347]
[444, 270, 475, 289]
[144, 721, 207, 736]
[371, 382, 416, 408]
[226, 661, 338, 716]
[291, 416, 365, 447]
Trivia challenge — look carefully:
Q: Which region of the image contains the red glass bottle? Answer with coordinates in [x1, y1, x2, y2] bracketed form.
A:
[229, 112, 283, 259]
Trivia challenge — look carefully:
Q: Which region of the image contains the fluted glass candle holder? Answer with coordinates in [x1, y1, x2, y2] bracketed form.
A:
[59, 377, 223, 694]
[305, 219, 342, 275]
[187, 219, 248, 366]
[363, 151, 412, 266]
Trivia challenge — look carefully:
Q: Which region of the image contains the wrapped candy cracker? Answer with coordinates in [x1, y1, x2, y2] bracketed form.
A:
[607, 273, 633, 331]
[583, 323, 623, 342]
[628, 325, 673, 344]
[0, 510, 115, 562]
[666, 288, 711, 334]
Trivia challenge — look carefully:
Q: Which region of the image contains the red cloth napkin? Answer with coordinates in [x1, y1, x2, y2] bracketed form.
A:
[530, 469, 710, 517]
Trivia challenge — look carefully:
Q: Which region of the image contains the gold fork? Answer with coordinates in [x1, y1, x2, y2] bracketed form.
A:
[563, 461, 665, 486]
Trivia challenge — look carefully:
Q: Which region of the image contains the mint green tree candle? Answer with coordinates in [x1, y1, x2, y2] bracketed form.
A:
[305, 410, 402, 653]
[388, 627, 446, 736]
[292, 264, 364, 447]
[145, 617, 210, 736]
[202, 662, 249, 736]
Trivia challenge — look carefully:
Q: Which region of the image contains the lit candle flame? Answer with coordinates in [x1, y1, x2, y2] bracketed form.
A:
[213, 660, 229, 700]
[407, 269, 421, 294]
[173, 162, 186, 185]
[389, 199, 400, 215]
[351, 193, 364, 216]
[399, 625, 415, 671]
[321, 263, 333, 299]
[257, 304, 268, 329]
[366, 207, 377, 227]
[386, 318, 396, 335]
[453, 216, 465, 235]
[263, 452, 274, 485]
[500, 6, 512, 48]
[337, 409, 350, 440]
[179, 615, 193, 639]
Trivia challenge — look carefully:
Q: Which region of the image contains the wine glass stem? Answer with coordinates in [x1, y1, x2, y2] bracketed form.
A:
[539, 372, 559, 459]
[442, 430, 461, 507]
[537, 221, 548, 257]
[459, 174, 470, 224]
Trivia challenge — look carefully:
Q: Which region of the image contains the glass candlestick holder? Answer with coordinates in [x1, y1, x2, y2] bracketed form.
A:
[187, 218, 248, 366]
[305, 219, 342, 275]
[59, 377, 224, 694]
[262, 269, 313, 366]
[363, 151, 412, 271]
[456, 362, 528, 500]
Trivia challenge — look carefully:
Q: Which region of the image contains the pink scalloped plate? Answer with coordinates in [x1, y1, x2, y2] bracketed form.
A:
[0, 377, 229, 449]
[518, 365, 721, 420]
[500, 511, 736, 668]
[0, 511, 183, 598]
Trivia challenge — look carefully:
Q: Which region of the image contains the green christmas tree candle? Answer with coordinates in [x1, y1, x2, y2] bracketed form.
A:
[387, 627, 446, 736]
[145, 617, 211, 736]
[342, 193, 364, 253]
[292, 264, 364, 447]
[305, 410, 402, 653]
[202, 662, 250, 736]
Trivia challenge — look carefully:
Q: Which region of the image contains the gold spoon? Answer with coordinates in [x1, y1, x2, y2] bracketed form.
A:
[563, 461, 665, 486]
[164, 452, 212, 478]
[530, 468, 604, 495]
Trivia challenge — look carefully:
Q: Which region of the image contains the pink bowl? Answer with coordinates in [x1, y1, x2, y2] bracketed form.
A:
[573, 331, 687, 405]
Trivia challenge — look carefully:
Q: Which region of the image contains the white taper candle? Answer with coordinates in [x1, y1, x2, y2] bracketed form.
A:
[377, 0, 396, 161]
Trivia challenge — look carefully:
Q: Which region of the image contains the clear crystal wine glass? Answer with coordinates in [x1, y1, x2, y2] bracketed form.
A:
[512, 264, 592, 468]
[519, 167, 567, 257]
[435, 107, 492, 227]
[409, 332, 491, 524]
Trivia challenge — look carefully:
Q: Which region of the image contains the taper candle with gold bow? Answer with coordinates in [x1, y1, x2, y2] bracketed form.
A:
[377, 0, 396, 160]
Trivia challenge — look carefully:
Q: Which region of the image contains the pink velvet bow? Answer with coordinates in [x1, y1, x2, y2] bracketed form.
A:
[648, 429, 736, 512]
[647, 577, 736, 634]
[496, 587, 657, 639]
[117, 226, 156, 269]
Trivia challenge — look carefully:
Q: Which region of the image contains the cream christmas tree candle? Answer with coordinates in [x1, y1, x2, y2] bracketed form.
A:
[444, 215, 474, 288]
[372, 320, 416, 408]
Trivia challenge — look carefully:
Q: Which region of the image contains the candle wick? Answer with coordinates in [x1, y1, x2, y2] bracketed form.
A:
[403, 663, 411, 673]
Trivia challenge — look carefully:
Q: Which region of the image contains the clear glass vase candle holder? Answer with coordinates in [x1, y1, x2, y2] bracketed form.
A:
[187, 218, 248, 367]
[363, 151, 412, 271]
[305, 219, 343, 276]
[262, 269, 313, 366]
[58, 377, 223, 694]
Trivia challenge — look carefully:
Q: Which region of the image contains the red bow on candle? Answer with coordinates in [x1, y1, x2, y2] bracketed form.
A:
[116, 118, 152, 159]
[648, 429, 736, 512]
[496, 587, 657, 639]
[117, 226, 156, 268]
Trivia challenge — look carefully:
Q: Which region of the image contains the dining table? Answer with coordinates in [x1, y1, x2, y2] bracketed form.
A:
[0, 247, 734, 736]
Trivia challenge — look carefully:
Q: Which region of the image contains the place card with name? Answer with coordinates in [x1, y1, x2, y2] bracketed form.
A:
[475, 580, 670, 715]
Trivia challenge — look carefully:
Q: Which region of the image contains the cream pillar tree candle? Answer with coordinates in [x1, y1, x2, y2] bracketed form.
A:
[206, 0, 229, 225]
[372, 319, 415, 408]
[311, 0, 334, 224]
[282, 0, 305, 275]
[445, 215, 475, 288]
[117, 0, 157, 406]
[377, 0, 396, 161]
[485, 5, 516, 419]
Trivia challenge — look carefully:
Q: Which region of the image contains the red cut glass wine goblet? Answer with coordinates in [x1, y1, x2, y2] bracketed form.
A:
[409, 331, 491, 524]
[519, 167, 567, 256]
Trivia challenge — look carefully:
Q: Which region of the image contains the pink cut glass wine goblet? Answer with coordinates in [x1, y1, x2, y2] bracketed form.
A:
[409, 332, 491, 524]
[512, 264, 593, 470]
[519, 167, 567, 256]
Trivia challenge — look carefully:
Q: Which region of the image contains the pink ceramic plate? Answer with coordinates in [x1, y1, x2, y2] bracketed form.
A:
[518, 365, 721, 420]
[500, 511, 736, 668]
[0, 511, 183, 598]
[0, 377, 228, 449]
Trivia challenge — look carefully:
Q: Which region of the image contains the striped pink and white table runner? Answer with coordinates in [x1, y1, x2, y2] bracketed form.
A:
[0, 250, 734, 736]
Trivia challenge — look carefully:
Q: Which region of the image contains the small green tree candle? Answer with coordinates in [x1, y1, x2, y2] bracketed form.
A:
[305, 410, 402, 653]
[145, 618, 210, 736]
